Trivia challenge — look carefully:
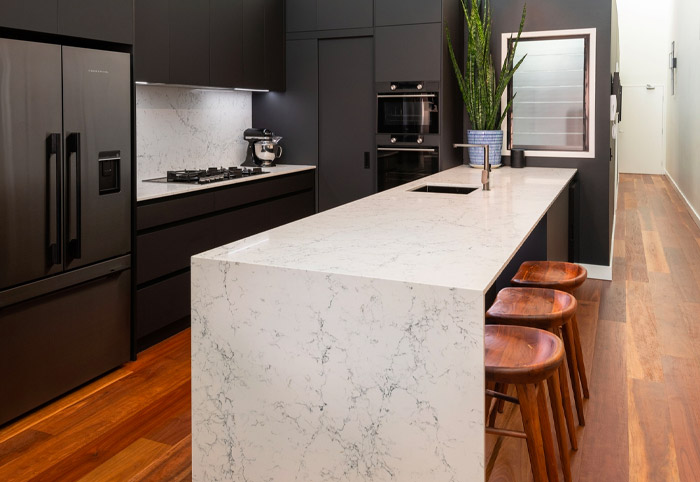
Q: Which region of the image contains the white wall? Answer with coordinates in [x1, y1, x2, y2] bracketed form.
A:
[616, 0, 672, 85]
[666, 0, 700, 224]
[136, 85, 251, 181]
[616, 0, 672, 174]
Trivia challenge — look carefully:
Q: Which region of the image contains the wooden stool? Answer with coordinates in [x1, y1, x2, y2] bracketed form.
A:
[485, 324, 569, 482]
[486, 287, 580, 450]
[512, 262, 590, 402]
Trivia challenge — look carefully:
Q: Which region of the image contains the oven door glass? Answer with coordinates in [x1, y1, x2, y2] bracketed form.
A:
[377, 93, 439, 134]
[377, 147, 439, 191]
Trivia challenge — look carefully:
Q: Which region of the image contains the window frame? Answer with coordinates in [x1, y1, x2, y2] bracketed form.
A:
[500, 28, 597, 159]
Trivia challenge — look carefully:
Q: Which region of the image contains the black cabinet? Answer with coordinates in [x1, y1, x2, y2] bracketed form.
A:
[317, 0, 372, 30]
[286, 0, 316, 32]
[135, 170, 316, 350]
[134, 0, 169, 83]
[264, 0, 285, 91]
[135, 0, 284, 89]
[375, 23, 442, 82]
[210, 0, 243, 87]
[0, 0, 57, 33]
[375, 0, 442, 26]
[0, 0, 133, 43]
[240, 0, 265, 89]
[57, 0, 133, 44]
[169, 0, 209, 86]
[318, 37, 375, 211]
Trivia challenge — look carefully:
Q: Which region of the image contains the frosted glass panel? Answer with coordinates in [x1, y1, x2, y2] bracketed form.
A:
[511, 37, 587, 151]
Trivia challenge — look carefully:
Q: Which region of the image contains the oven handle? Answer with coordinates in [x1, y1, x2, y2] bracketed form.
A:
[377, 94, 436, 98]
[378, 147, 437, 152]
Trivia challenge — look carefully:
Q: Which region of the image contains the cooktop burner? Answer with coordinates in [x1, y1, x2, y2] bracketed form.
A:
[144, 166, 269, 184]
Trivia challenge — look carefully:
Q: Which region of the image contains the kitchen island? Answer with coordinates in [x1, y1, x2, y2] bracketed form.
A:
[191, 165, 577, 481]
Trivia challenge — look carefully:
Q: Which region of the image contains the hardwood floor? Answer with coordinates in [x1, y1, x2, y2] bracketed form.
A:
[1, 173, 699, 481]
[487, 174, 700, 482]
[0, 329, 192, 481]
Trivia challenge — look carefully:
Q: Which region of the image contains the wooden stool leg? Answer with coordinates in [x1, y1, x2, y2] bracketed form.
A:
[536, 381, 559, 482]
[558, 364, 578, 450]
[571, 314, 590, 399]
[497, 383, 508, 413]
[516, 383, 549, 482]
[561, 322, 585, 426]
[548, 372, 572, 482]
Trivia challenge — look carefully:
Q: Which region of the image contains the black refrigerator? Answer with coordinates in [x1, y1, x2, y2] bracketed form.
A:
[0, 38, 132, 425]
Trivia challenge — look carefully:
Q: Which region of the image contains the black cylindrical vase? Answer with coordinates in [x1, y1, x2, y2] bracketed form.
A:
[511, 149, 525, 168]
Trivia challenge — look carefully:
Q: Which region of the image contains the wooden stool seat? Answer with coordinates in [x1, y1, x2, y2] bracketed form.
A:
[485, 324, 565, 384]
[486, 287, 577, 330]
[485, 325, 570, 482]
[512, 261, 587, 292]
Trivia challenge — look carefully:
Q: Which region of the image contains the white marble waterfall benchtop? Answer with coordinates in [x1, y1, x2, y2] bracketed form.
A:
[191, 165, 577, 481]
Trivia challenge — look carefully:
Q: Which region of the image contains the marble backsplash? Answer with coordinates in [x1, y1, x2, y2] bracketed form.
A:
[136, 85, 252, 181]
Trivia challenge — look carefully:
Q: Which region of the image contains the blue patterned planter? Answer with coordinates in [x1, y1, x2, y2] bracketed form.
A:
[467, 130, 504, 168]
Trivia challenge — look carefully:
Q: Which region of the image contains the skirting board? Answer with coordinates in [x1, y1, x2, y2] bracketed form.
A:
[665, 170, 700, 230]
[579, 216, 615, 281]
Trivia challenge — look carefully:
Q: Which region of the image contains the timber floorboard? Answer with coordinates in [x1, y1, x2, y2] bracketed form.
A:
[487, 174, 700, 481]
[2, 174, 700, 481]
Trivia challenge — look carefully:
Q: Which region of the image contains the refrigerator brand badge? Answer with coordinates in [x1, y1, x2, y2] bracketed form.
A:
[88, 69, 109, 74]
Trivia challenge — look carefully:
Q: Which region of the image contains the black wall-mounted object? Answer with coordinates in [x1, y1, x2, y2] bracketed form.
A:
[0, 0, 133, 44]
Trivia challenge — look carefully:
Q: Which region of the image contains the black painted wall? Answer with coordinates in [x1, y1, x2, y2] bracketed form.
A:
[489, 0, 615, 266]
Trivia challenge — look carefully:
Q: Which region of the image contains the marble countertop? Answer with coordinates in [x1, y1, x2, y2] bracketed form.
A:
[194, 165, 577, 293]
[137, 164, 316, 202]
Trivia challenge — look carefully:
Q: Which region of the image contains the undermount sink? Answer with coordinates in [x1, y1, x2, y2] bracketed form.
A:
[410, 184, 478, 195]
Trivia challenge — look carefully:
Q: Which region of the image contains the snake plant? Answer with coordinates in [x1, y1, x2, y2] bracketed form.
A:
[446, 0, 527, 131]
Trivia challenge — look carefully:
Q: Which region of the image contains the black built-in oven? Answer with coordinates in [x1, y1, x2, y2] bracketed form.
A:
[377, 82, 439, 135]
[377, 145, 439, 191]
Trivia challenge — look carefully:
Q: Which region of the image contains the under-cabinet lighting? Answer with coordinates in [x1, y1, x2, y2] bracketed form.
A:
[234, 87, 270, 93]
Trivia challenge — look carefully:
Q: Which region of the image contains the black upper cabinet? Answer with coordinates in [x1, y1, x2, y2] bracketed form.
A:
[375, 23, 442, 82]
[317, 0, 372, 30]
[0, 0, 58, 34]
[286, 0, 316, 32]
[135, 0, 284, 90]
[169, 0, 210, 86]
[264, 0, 285, 91]
[135, 0, 169, 83]
[0, 0, 133, 44]
[58, 0, 134, 44]
[375, 0, 442, 26]
[210, 0, 243, 87]
[241, 0, 266, 89]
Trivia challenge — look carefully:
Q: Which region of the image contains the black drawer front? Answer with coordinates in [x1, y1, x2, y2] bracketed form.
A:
[0, 270, 130, 425]
[137, 170, 315, 230]
[137, 189, 315, 285]
[136, 271, 189, 339]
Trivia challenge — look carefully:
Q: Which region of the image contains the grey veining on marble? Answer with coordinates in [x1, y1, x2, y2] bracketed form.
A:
[192, 261, 485, 481]
[137, 164, 316, 202]
[197, 166, 577, 292]
[191, 165, 577, 481]
[136, 85, 251, 181]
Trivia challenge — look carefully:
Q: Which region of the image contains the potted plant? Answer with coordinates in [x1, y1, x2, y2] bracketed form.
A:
[446, 0, 527, 168]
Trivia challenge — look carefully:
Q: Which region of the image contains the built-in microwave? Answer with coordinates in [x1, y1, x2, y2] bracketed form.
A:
[377, 90, 439, 135]
[377, 145, 439, 191]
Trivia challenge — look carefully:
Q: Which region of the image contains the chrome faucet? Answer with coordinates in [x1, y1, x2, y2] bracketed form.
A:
[453, 143, 491, 191]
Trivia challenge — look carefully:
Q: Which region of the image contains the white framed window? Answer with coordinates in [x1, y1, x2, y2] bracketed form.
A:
[500, 28, 597, 158]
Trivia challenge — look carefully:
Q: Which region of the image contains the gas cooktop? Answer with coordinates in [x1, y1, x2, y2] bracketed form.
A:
[144, 167, 269, 184]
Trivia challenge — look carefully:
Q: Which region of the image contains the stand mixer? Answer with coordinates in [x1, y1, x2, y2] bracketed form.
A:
[242, 128, 283, 167]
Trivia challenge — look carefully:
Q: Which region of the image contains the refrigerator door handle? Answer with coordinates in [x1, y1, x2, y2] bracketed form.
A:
[67, 132, 82, 260]
[47, 133, 62, 266]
